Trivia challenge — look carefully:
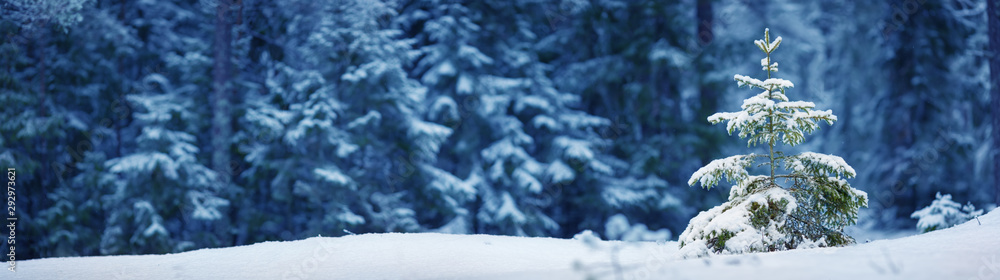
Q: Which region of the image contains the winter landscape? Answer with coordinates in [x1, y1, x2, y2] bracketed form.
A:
[2, 0, 999, 279]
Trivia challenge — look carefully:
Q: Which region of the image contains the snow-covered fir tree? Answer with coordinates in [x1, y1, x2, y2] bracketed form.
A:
[401, 0, 567, 236]
[28, 1, 143, 257]
[321, 0, 458, 234]
[679, 29, 868, 258]
[538, 0, 699, 237]
[866, 0, 993, 226]
[97, 0, 235, 254]
[104, 73, 231, 254]
[394, 0, 491, 233]
[910, 192, 982, 233]
[399, 0, 671, 238]
[237, 0, 459, 239]
[0, 0, 107, 258]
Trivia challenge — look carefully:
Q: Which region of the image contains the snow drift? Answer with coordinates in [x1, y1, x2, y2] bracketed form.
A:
[11, 209, 1000, 280]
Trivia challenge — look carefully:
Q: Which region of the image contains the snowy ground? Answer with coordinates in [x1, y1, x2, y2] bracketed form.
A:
[11, 209, 1000, 280]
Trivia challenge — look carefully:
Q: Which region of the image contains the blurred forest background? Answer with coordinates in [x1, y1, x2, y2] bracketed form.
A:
[2, 0, 998, 258]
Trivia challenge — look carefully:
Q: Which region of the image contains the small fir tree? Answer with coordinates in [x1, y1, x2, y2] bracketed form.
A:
[678, 29, 868, 258]
[910, 192, 982, 233]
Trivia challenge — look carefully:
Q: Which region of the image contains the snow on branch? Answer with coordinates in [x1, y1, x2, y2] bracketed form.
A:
[347, 110, 382, 130]
[733, 74, 794, 89]
[741, 93, 775, 110]
[554, 136, 595, 162]
[408, 118, 454, 158]
[710, 91, 836, 146]
[678, 187, 796, 258]
[729, 175, 771, 200]
[753, 28, 782, 53]
[760, 58, 779, 72]
[776, 101, 815, 110]
[688, 154, 756, 189]
[602, 176, 667, 208]
[107, 152, 180, 180]
[786, 152, 856, 178]
[421, 164, 477, 201]
[314, 166, 354, 188]
[763, 78, 794, 89]
[482, 138, 530, 163]
[771, 108, 837, 145]
[188, 190, 230, 221]
[733, 74, 762, 88]
[545, 160, 575, 183]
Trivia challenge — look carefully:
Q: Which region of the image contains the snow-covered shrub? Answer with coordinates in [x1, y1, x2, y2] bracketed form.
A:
[911, 192, 982, 233]
[679, 29, 868, 258]
[604, 214, 671, 242]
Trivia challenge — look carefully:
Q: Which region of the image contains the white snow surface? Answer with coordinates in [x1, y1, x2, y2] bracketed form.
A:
[12, 209, 1000, 280]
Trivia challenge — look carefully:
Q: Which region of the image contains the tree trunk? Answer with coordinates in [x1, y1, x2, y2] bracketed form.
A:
[36, 27, 50, 215]
[989, 0, 1000, 205]
[696, 0, 717, 165]
[116, 0, 127, 158]
[213, 0, 233, 186]
[37, 30, 47, 117]
[696, 0, 713, 47]
[230, 0, 245, 247]
[696, 0, 714, 113]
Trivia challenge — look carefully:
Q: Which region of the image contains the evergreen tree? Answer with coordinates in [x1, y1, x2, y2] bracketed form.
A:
[35, 1, 143, 257]
[910, 192, 982, 233]
[538, 0, 730, 236]
[992, 0, 1000, 206]
[96, 0, 235, 254]
[102, 73, 231, 254]
[395, 0, 490, 233]
[237, 0, 455, 239]
[869, 0, 991, 226]
[679, 29, 867, 258]
[1, 0, 136, 258]
[398, 0, 671, 238]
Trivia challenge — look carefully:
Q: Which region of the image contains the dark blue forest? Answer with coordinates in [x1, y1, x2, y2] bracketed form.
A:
[1, 0, 998, 258]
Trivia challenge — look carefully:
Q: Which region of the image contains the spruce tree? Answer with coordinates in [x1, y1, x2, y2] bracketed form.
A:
[678, 29, 868, 258]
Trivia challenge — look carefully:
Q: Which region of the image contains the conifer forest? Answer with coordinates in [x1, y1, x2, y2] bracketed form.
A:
[2, 0, 999, 260]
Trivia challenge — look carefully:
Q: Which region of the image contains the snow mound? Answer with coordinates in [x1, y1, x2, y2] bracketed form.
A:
[12, 210, 1000, 280]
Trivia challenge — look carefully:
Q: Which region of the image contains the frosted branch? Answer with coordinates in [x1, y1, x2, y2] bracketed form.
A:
[688, 154, 756, 189]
